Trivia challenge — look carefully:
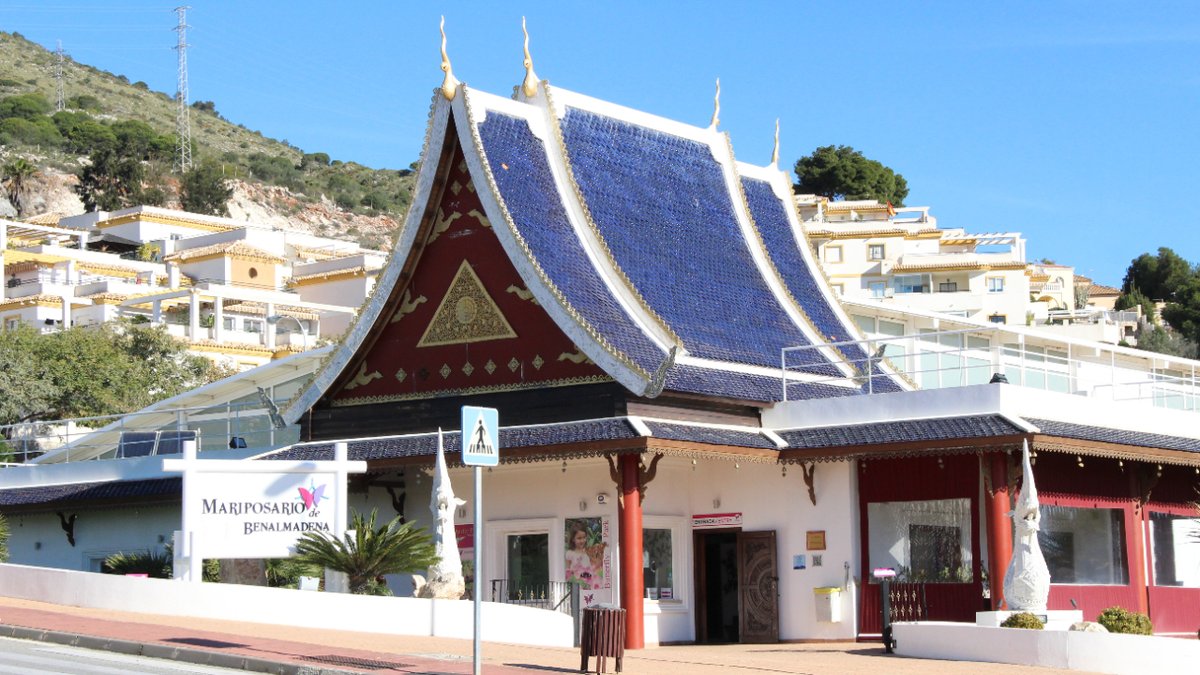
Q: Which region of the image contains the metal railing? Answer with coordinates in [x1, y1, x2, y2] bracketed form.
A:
[489, 579, 580, 616]
[1, 397, 299, 463]
[782, 327, 1200, 413]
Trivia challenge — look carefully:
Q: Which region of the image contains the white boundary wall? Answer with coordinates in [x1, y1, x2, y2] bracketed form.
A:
[894, 622, 1198, 675]
[0, 563, 573, 648]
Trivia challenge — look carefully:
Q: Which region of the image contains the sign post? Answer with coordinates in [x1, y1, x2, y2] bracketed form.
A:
[461, 406, 498, 675]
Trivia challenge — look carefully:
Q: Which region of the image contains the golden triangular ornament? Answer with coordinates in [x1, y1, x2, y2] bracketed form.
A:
[417, 260, 518, 347]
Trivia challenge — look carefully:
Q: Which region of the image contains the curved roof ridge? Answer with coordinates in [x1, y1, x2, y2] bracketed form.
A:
[718, 134, 857, 379]
[540, 83, 683, 351]
[455, 85, 661, 394]
[284, 90, 451, 423]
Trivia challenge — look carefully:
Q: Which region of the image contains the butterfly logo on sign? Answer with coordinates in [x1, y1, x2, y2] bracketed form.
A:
[297, 481, 328, 516]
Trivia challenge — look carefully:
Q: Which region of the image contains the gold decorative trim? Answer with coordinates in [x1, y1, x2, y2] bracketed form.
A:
[467, 208, 492, 228]
[331, 374, 614, 407]
[540, 85, 682, 349]
[520, 17, 540, 98]
[557, 350, 593, 364]
[342, 362, 383, 391]
[439, 17, 460, 101]
[505, 284, 539, 305]
[390, 288, 428, 323]
[425, 208, 462, 244]
[416, 259, 518, 347]
[461, 87, 659, 380]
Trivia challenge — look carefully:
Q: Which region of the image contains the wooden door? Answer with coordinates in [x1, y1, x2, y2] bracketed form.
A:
[737, 530, 779, 643]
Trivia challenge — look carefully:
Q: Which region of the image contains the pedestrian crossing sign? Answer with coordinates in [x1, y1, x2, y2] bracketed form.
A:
[461, 406, 499, 466]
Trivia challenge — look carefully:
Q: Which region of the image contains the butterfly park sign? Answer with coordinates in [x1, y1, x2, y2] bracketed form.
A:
[163, 440, 366, 582]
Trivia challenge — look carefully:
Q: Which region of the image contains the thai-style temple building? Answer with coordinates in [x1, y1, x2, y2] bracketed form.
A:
[3, 32, 1199, 647]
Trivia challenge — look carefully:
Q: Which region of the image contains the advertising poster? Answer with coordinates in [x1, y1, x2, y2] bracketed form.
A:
[564, 516, 611, 606]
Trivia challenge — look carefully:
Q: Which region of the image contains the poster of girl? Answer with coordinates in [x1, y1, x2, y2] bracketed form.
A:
[564, 517, 607, 591]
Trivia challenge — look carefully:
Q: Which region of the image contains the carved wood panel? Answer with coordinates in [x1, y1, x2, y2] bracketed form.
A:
[737, 530, 779, 643]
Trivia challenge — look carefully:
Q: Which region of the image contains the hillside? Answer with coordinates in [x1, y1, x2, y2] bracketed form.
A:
[0, 31, 413, 249]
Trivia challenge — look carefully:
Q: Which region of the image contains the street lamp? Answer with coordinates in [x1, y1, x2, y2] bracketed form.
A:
[266, 314, 309, 351]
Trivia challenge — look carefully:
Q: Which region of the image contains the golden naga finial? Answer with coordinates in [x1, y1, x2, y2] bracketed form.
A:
[709, 78, 721, 129]
[439, 16, 460, 101]
[771, 118, 780, 167]
[521, 16, 540, 98]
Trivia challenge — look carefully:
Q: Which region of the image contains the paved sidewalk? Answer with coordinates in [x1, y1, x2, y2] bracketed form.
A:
[0, 596, 1095, 675]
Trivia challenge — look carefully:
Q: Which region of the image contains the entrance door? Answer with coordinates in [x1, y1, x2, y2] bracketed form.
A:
[505, 532, 549, 600]
[738, 531, 779, 643]
[694, 529, 779, 644]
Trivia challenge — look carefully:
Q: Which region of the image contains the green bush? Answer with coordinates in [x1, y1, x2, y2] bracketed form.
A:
[1097, 606, 1152, 635]
[1000, 612, 1045, 630]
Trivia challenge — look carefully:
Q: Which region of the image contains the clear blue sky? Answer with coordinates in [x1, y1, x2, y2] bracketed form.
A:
[2, 1, 1198, 287]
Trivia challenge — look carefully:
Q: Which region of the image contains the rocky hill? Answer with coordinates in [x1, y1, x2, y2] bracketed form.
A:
[0, 31, 413, 250]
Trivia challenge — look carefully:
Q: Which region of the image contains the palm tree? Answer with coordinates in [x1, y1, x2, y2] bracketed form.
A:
[293, 509, 439, 595]
[2, 159, 38, 217]
[103, 548, 172, 578]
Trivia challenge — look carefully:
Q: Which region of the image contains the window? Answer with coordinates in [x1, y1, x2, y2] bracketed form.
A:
[1149, 512, 1200, 587]
[824, 246, 843, 264]
[244, 319, 263, 333]
[3, 317, 19, 331]
[938, 281, 958, 293]
[831, 284, 845, 297]
[868, 244, 886, 260]
[868, 281, 887, 298]
[642, 516, 686, 607]
[222, 317, 235, 331]
[867, 498, 973, 583]
[987, 277, 1005, 293]
[988, 314, 1006, 324]
[1038, 505, 1128, 585]
[894, 274, 928, 294]
[506, 532, 550, 598]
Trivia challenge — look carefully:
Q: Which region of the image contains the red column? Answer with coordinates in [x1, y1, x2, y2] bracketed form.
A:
[985, 453, 1012, 609]
[619, 454, 645, 649]
[1128, 471, 1149, 614]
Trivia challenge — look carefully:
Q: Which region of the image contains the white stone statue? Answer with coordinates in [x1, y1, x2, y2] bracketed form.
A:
[415, 429, 467, 599]
[1003, 440, 1051, 611]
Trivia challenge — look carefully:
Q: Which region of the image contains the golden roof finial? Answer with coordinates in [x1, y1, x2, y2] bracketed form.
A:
[771, 118, 780, 167]
[439, 16, 459, 101]
[709, 78, 721, 129]
[521, 16, 540, 98]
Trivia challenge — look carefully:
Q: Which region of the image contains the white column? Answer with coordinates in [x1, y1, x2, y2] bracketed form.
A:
[65, 260, 76, 286]
[168, 262, 181, 289]
[213, 298, 224, 343]
[60, 297, 71, 328]
[264, 302, 276, 349]
[152, 300, 162, 324]
[188, 290, 200, 341]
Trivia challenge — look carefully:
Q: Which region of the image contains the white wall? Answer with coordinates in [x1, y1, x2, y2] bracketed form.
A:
[0, 563, 573, 647]
[6, 505, 179, 572]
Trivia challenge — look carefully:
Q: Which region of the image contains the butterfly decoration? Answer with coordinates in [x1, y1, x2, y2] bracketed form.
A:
[297, 481, 328, 510]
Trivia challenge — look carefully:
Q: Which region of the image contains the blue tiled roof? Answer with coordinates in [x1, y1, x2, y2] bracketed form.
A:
[664, 364, 859, 403]
[0, 477, 181, 509]
[780, 415, 1024, 449]
[644, 421, 777, 449]
[558, 108, 837, 376]
[266, 418, 642, 462]
[741, 177, 903, 394]
[477, 112, 666, 375]
[1026, 418, 1200, 454]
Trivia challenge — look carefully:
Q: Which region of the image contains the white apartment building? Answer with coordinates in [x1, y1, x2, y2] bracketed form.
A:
[0, 206, 387, 369]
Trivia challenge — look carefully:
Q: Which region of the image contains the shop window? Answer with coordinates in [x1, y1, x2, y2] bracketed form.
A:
[506, 532, 549, 598]
[867, 498, 973, 583]
[1149, 512, 1200, 587]
[1038, 505, 1128, 585]
[642, 516, 685, 606]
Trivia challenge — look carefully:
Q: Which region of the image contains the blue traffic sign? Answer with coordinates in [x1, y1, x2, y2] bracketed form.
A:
[461, 406, 499, 466]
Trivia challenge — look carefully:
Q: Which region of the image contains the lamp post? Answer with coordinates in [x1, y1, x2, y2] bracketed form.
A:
[266, 314, 309, 351]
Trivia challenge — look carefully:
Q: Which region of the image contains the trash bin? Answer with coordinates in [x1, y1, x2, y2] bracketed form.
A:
[814, 586, 842, 622]
[579, 606, 625, 674]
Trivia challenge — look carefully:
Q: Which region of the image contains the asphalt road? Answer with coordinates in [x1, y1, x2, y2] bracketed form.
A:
[0, 636, 252, 675]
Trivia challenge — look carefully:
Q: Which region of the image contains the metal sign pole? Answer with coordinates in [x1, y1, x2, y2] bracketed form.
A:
[473, 463, 482, 675]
